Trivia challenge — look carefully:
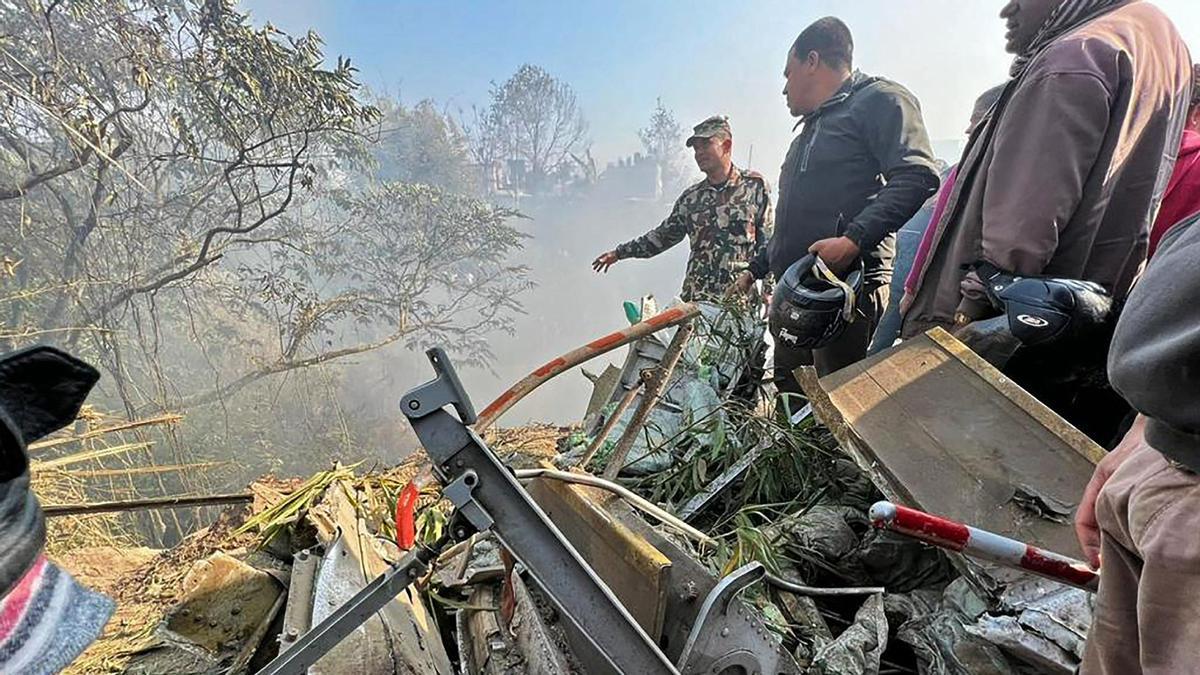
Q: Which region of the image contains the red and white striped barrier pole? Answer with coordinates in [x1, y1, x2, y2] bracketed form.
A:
[868, 501, 1099, 593]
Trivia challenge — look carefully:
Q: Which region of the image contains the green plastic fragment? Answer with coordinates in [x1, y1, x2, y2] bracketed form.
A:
[623, 301, 642, 325]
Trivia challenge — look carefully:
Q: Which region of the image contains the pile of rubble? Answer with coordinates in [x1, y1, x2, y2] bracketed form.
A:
[54, 427, 565, 675]
[52, 304, 1100, 675]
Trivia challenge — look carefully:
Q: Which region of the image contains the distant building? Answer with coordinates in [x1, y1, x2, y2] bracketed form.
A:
[597, 152, 662, 201]
[469, 159, 510, 195]
[470, 156, 595, 198]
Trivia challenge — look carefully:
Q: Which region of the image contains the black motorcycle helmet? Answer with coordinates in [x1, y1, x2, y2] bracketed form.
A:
[769, 253, 864, 350]
[972, 262, 1114, 347]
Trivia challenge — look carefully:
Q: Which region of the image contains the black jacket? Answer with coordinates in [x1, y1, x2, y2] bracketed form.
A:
[753, 71, 939, 283]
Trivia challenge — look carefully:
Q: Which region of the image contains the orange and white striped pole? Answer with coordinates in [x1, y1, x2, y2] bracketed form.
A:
[473, 303, 700, 432]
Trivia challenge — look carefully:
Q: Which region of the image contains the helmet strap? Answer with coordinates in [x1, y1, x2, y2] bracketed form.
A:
[812, 257, 857, 322]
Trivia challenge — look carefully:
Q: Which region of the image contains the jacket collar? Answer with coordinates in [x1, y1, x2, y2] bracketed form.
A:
[794, 70, 875, 130]
[703, 164, 742, 191]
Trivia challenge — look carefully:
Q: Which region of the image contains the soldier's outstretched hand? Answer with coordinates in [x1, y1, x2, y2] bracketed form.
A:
[592, 250, 619, 273]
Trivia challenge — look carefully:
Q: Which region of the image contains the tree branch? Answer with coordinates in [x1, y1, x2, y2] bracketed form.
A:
[179, 325, 413, 410]
[0, 148, 93, 201]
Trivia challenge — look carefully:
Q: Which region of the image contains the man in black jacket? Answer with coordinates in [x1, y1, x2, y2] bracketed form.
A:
[737, 17, 939, 400]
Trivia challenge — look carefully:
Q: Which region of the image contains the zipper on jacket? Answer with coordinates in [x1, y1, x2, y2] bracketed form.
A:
[800, 117, 822, 172]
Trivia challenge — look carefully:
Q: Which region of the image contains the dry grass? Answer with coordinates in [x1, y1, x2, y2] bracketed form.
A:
[57, 423, 574, 673]
[484, 423, 574, 463]
[29, 408, 219, 556]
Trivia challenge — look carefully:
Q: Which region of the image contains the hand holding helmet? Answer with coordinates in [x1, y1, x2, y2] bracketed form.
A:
[808, 236, 861, 274]
[768, 253, 865, 350]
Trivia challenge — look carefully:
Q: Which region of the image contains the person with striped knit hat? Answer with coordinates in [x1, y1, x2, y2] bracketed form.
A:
[0, 347, 114, 674]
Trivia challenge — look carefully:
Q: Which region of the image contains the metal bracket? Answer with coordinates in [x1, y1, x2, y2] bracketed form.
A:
[400, 347, 477, 424]
[443, 470, 493, 534]
[677, 562, 801, 675]
[277, 548, 319, 649]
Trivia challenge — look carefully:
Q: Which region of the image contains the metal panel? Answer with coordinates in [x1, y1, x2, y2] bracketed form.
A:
[165, 553, 283, 653]
[527, 474, 671, 639]
[798, 328, 1100, 590]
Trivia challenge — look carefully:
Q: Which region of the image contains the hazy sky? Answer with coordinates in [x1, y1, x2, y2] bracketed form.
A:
[245, 0, 1200, 185]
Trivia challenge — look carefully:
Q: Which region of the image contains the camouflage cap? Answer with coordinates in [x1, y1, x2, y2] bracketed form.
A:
[685, 115, 732, 147]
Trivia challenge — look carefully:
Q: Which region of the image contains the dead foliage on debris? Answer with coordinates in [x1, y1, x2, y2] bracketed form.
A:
[52, 424, 576, 674]
[484, 423, 575, 464]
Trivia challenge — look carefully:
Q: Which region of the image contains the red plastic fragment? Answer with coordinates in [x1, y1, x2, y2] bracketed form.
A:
[396, 481, 420, 550]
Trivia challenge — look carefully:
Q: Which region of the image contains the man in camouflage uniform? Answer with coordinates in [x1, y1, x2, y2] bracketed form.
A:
[592, 116, 773, 303]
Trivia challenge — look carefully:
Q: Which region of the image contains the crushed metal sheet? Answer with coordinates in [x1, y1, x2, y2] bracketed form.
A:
[1001, 578, 1093, 662]
[123, 640, 226, 675]
[309, 531, 401, 674]
[163, 552, 283, 654]
[962, 575, 1093, 674]
[527, 473, 671, 639]
[583, 365, 623, 423]
[1011, 484, 1075, 524]
[941, 577, 990, 622]
[966, 615, 1076, 675]
[898, 608, 1018, 675]
[305, 479, 453, 675]
[886, 581, 1018, 675]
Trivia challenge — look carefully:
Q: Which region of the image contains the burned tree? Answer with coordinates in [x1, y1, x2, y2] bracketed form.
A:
[0, 0, 376, 355]
[181, 183, 532, 409]
[639, 98, 688, 195]
[469, 64, 589, 193]
[0, 1, 532, 479]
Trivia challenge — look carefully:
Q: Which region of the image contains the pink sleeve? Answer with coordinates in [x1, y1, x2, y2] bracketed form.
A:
[905, 165, 958, 294]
